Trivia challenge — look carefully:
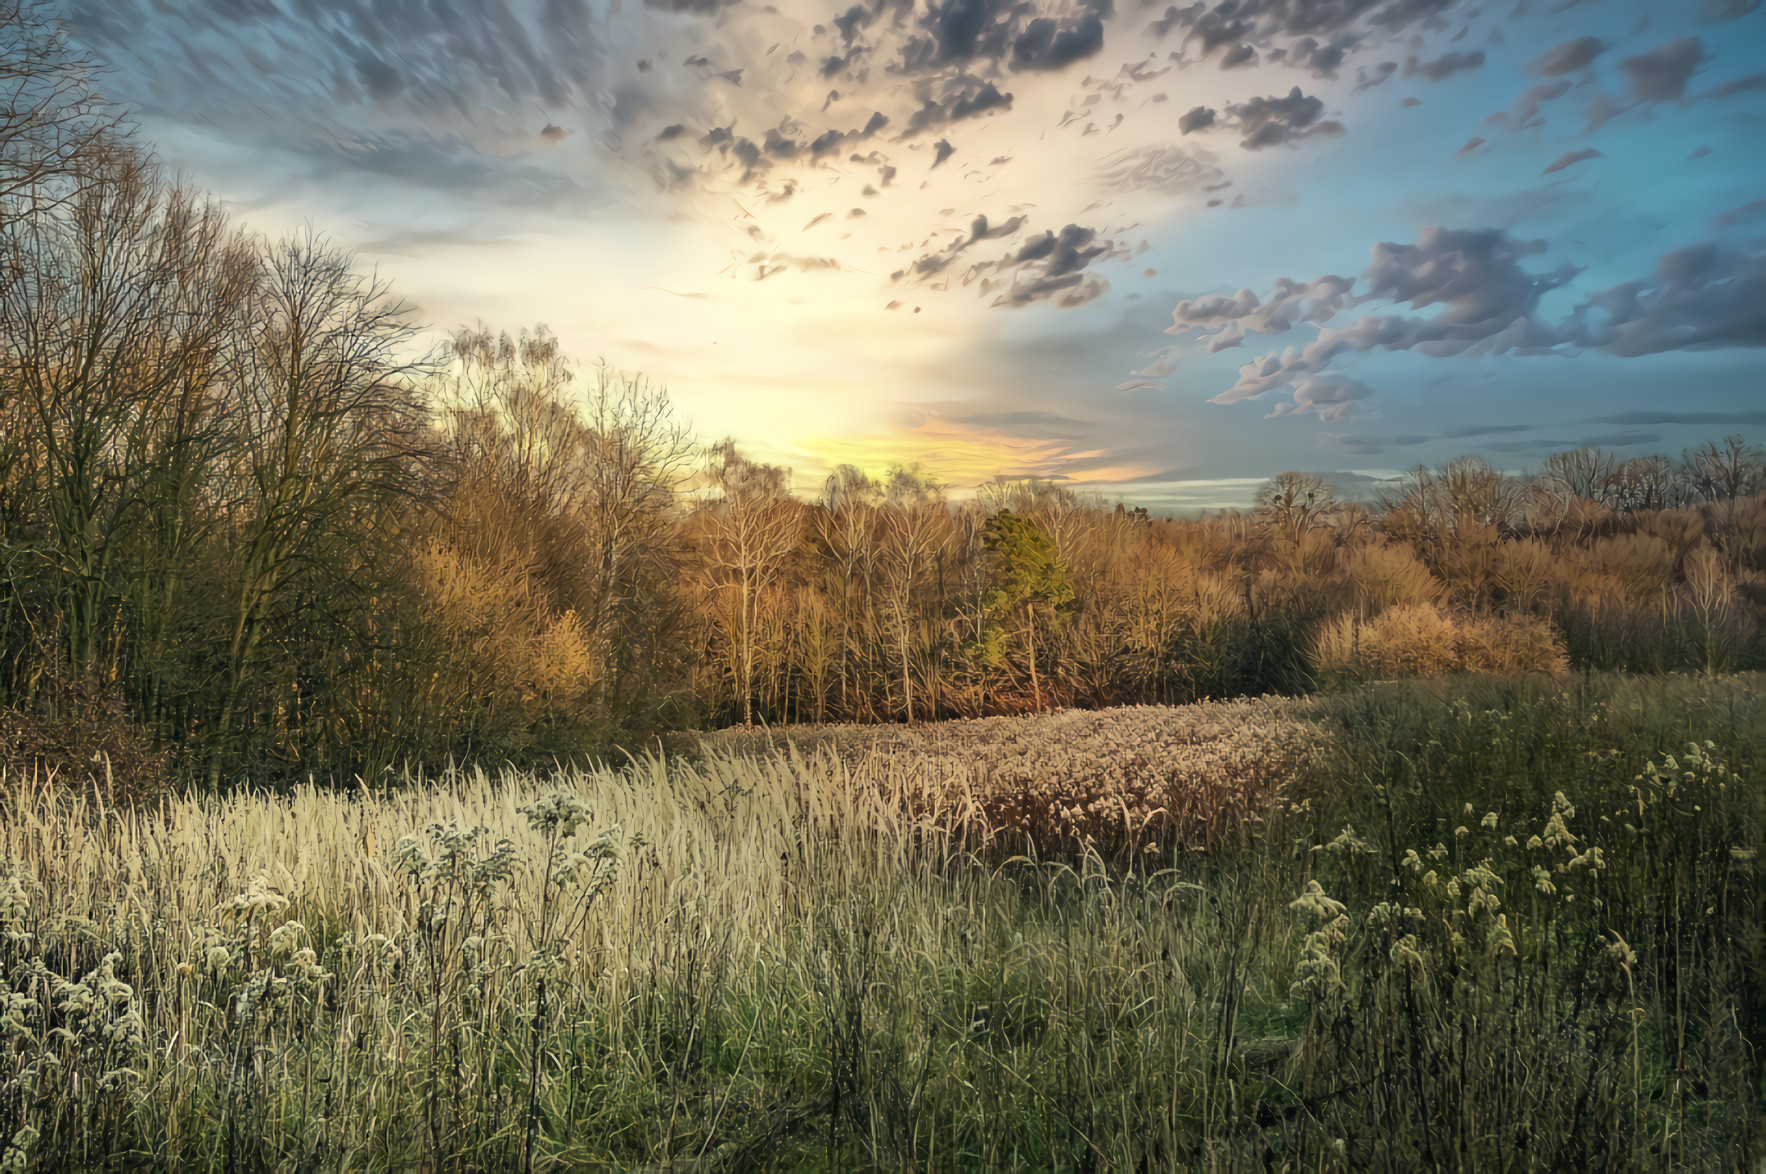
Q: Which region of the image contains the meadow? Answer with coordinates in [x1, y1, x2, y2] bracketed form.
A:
[1, 672, 1760, 1171]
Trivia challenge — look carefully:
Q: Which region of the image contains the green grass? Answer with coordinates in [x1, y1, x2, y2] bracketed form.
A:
[0, 673, 1761, 1170]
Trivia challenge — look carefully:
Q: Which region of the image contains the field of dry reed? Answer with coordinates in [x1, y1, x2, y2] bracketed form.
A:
[0, 674, 1760, 1170]
[702, 696, 1321, 857]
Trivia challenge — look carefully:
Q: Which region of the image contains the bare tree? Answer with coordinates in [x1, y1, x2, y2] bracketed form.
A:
[574, 362, 695, 716]
[1538, 446, 1623, 507]
[814, 464, 882, 719]
[0, 152, 255, 698]
[1254, 471, 1343, 538]
[1, 1, 120, 225]
[208, 230, 428, 781]
[876, 465, 950, 722]
[693, 442, 799, 725]
[1680, 436, 1763, 505]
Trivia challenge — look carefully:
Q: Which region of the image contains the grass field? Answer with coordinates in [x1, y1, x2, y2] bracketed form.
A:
[0, 674, 1762, 1170]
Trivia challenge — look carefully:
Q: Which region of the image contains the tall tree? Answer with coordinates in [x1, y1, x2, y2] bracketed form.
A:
[208, 230, 427, 782]
[693, 442, 799, 725]
[980, 510, 1076, 712]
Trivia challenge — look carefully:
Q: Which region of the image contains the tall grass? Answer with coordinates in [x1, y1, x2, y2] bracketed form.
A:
[0, 674, 1761, 1170]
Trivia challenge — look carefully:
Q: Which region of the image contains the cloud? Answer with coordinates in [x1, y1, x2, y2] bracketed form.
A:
[1264, 374, 1375, 422]
[1703, 73, 1766, 101]
[895, 0, 1114, 76]
[1169, 274, 1357, 341]
[1403, 49, 1486, 82]
[1168, 229, 1766, 409]
[1483, 431, 1662, 454]
[1714, 199, 1766, 229]
[1541, 147, 1601, 174]
[1093, 143, 1225, 194]
[1179, 105, 1217, 134]
[1591, 410, 1766, 427]
[1566, 242, 1766, 357]
[1354, 61, 1399, 91]
[991, 223, 1113, 306]
[902, 77, 1016, 134]
[1322, 423, 1538, 455]
[1141, 0, 1462, 80]
[1168, 227, 1581, 403]
[1218, 42, 1259, 69]
[1526, 35, 1610, 75]
[950, 409, 1093, 438]
[892, 214, 1121, 309]
[1224, 87, 1343, 150]
[1618, 37, 1709, 102]
[1698, 0, 1761, 21]
[1483, 79, 1572, 131]
[1009, 10, 1109, 72]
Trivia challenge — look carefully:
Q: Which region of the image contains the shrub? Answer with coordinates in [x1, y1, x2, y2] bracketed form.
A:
[1315, 603, 1569, 683]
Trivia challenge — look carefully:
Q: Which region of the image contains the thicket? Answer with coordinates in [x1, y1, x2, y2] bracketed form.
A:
[3, 2, 1765, 795]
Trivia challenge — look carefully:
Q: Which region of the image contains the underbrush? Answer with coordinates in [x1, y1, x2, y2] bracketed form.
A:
[0, 675, 1759, 1170]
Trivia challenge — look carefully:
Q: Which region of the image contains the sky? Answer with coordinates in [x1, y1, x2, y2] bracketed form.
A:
[56, 0, 1766, 512]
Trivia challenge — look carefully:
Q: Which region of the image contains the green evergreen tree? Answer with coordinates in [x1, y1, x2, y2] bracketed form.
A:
[979, 510, 1076, 711]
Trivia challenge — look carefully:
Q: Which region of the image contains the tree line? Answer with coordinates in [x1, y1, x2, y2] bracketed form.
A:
[2, 1, 1763, 795]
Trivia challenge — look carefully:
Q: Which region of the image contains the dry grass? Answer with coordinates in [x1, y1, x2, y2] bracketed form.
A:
[701, 696, 1322, 858]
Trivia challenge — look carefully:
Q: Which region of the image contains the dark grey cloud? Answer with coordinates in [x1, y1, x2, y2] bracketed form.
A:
[1483, 431, 1662, 454]
[1706, 74, 1766, 99]
[892, 216, 1121, 308]
[894, 0, 1113, 76]
[1618, 37, 1709, 102]
[1010, 9, 1109, 71]
[1168, 228, 1766, 411]
[1354, 61, 1399, 91]
[1591, 410, 1766, 427]
[1141, 0, 1463, 80]
[1404, 48, 1485, 81]
[1483, 79, 1572, 132]
[1525, 35, 1610, 75]
[1713, 198, 1766, 228]
[1218, 42, 1259, 69]
[1169, 227, 1580, 403]
[646, 0, 742, 13]
[1324, 422, 1537, 454]
[1566, 242, 1766, 357]
[993, 222, 1112, 305]
[1224, 87, 1343, 150]
[953, 409, 1094, 438]
[1179, 105, 1217, 133]
[902, 76, 1015, 133]
[1541, 147, 1601, 174]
